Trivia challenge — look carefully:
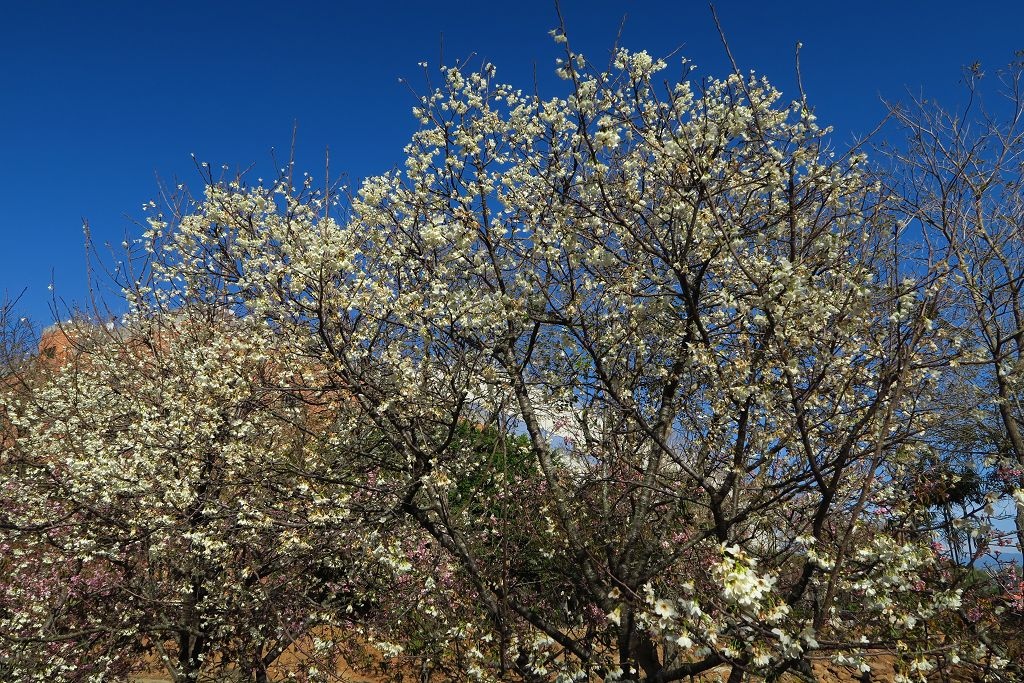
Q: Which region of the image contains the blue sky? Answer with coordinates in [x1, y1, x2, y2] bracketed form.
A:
[2, 0, 1023, 324]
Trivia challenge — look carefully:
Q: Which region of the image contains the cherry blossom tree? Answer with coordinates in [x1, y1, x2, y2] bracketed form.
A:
[1, 310, 371, 682]
[138, 37, 993, 681]
[5, 34, 1024, 683]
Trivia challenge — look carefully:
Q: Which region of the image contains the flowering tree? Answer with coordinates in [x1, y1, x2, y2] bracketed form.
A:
[6, 34, 1024, 683]
[0, 311, 372, 682]
[132, 36, 1004, 681]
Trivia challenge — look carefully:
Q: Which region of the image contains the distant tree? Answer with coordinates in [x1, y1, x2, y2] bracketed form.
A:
[0, 292, 34, 377]
[887, 55, 1024, 559]
[880, 58, 1024, 676]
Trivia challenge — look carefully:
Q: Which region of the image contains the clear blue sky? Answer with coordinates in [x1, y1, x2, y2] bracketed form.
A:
[3, 0, 1022, 324]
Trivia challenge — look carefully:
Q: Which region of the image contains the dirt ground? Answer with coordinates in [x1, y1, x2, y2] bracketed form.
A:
[128, 654, 897, 682]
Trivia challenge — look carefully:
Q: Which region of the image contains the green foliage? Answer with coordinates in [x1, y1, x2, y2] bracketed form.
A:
[447, 421, 538, 514]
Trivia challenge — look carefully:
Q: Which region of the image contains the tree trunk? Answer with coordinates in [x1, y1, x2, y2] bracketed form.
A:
[1015, 506, 1024, 560]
